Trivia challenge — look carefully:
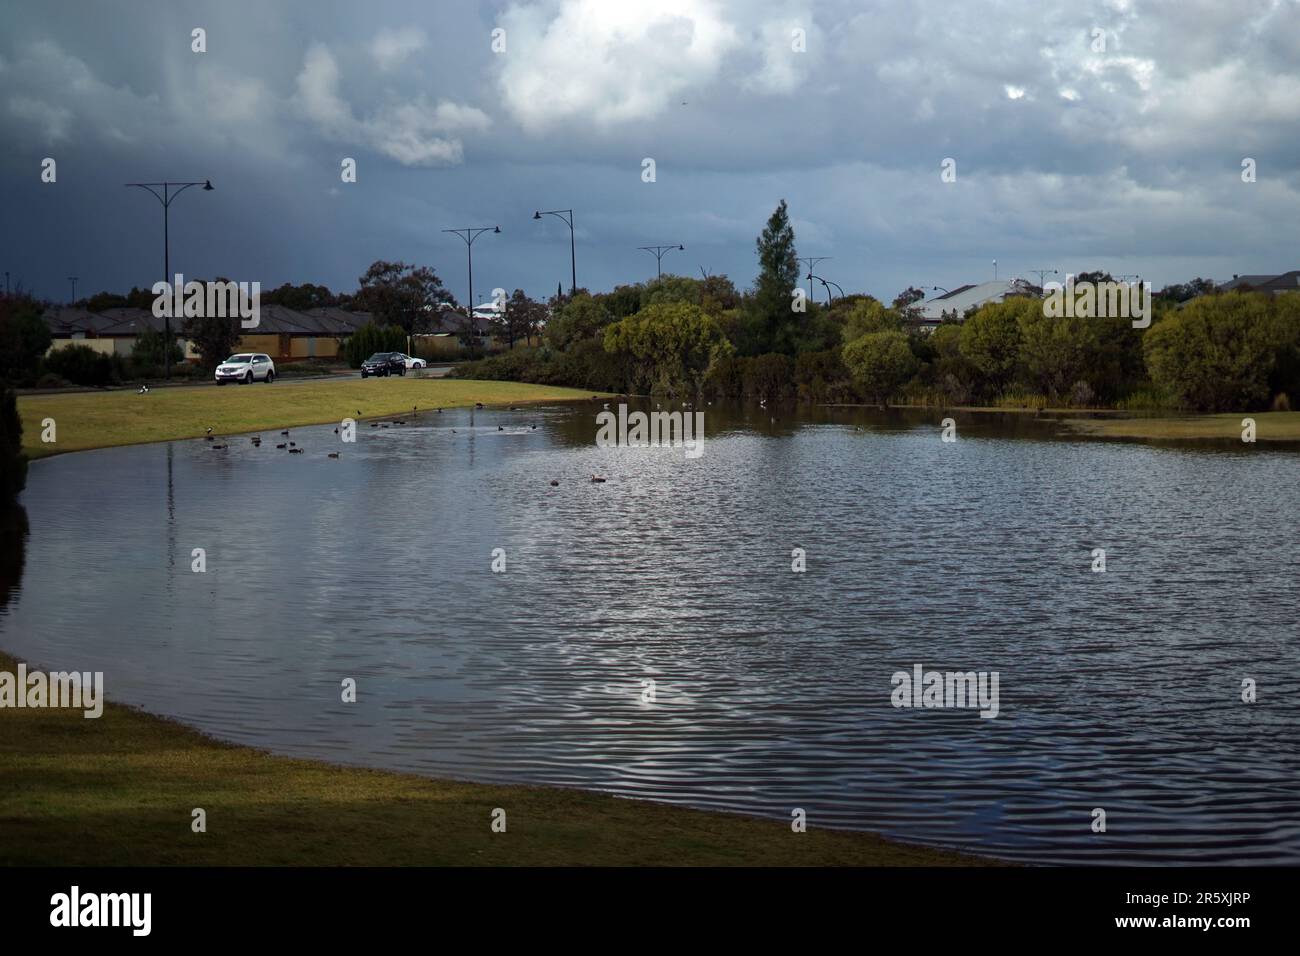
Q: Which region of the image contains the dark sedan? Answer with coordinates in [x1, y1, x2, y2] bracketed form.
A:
[360, 352, 407, 378]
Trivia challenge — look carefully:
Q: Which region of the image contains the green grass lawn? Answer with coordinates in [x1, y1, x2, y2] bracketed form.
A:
[1060, 410, 1300, 442]
[17, 378, 606, 460]
[0, 652, 987, 866]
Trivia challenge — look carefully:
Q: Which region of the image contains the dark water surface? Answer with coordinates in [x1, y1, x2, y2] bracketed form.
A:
[2, 402, 1297, 864]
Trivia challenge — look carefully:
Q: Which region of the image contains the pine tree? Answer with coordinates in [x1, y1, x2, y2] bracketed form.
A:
[752, 199, 799, 354]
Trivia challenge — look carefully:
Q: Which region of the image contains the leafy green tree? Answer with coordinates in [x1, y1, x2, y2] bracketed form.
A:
[841, 297, 904, 342]
[1268, 292, 1300, 403]
[1155, 278, 1216, 304]
[603, 302, 734, 396]
[842, 330, 917, 405]
[744, 353, 794, 403]
[959, 298, 1032, 397]
[262, 283, 340, 310]
[130, 327, 184, 373]
[600, 284, 645, 320]
[0, 387, 26, 504]
[1016, 309, 1104, 401]
[0, 294, 52, 383]
[892, 286, 927, 323]
[1143, 292, 1280, 410]
[642, 274, 701, 307]
[81, 287, 155, 311]
[493, 290, 547, 349]
[543, 293, 610, 351]
[44, 345, 114, 386]
[927, 323, 975, 404]
[700, 274, 741, 315]
[183, 312, 240, 370]
[750, 199, 800, 354]
[355, 261, 454, 333]
[343, 322, 408, 367]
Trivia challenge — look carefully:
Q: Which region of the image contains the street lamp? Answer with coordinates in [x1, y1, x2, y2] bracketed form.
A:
[806, 273, 844, 307]
[533, 208, 576, 295]
[125, 178, 214, 380]
[931, 285, 951, 295]
[442, 226, 500, 322]
[637, 244, 684, 280]
[68, 276, 78, 305]
[1028, 269, 1058, 289]
[798, 256, 831, 306]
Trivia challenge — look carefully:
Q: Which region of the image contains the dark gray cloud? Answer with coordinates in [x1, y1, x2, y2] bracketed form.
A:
[2, 0, 1298, 305]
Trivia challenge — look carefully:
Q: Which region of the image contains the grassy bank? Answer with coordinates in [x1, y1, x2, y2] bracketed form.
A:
[1059, 410, 1300, 442]
[17, 378, 606, 460]
[0, 652, 985, 866]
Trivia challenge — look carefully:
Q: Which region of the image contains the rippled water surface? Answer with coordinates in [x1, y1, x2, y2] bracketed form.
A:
[2, 402, 1298, 864]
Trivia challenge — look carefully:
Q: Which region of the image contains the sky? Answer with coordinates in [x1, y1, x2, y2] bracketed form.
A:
[2, 0, 1299, 306]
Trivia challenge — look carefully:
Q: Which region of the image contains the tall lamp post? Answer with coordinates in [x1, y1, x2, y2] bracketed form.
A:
[798, 256, 831, 306]
[68, 276, 78, 305]
[125, 178, 213, 380]
[806, 273, 844, 307]
[1028, 269, 1058, 290]
[637, 244, 684, 280]
[533, 208, 576, 295]
[442, 226, 500, 323]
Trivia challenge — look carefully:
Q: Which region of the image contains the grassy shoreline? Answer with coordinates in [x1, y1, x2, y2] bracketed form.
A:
[0, 652, 987, 866]
[851, 403, 1300, 442]
[1056, 410, 1300, 442]
[17, 380, 1300, 460]
[17, 378, 609, 460]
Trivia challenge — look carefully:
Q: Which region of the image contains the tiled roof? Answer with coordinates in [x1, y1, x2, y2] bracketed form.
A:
[44, 305, 374, 337]
[1217, 271, 1300, 292]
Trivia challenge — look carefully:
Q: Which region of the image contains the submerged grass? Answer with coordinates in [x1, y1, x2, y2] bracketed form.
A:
[17, 378, 607, 460]
[0, 652, 988, 866]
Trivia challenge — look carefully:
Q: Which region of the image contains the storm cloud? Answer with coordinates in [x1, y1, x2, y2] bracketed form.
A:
[2, 0, 1298, 304]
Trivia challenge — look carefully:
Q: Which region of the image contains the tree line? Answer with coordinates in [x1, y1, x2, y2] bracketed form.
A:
[454, 201, 1300, 414]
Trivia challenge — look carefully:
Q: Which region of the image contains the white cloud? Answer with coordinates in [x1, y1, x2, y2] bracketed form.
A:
[497, 0, 742, 131]
[8, 95, 73, 141]
[369, 27, 427, 72]
[744, 14, 815, 95]
[294, 43, 490, 166]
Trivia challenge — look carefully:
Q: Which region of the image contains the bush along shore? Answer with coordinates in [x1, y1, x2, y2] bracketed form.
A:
[449, 203, 1300, 429]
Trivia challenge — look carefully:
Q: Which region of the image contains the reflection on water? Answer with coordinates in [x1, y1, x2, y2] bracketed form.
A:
[0, 505, 27, 612]
[2, 402, 1298, 864]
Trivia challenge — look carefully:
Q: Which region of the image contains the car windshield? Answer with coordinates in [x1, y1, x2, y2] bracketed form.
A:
[365, 353, 391, 362]
[224, 355, 252, 364]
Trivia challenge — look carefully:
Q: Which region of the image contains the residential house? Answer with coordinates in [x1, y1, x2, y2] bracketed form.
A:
[44, 306, 373, 362]
[1216, 271, 1300, 294]
[913, 278, 1040, 330]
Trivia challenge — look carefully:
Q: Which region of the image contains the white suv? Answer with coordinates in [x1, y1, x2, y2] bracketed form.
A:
[215, 353, 276, 384]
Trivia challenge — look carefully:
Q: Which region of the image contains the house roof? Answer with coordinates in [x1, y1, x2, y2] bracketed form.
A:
[1217, 271, 1300, 293]
[44, 305, 374, 337]
[916, 279, 1038, 320]
[426, 307, 490, 335]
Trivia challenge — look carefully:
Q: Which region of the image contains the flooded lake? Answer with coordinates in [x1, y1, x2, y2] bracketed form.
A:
[2, 402, 1297, 864]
